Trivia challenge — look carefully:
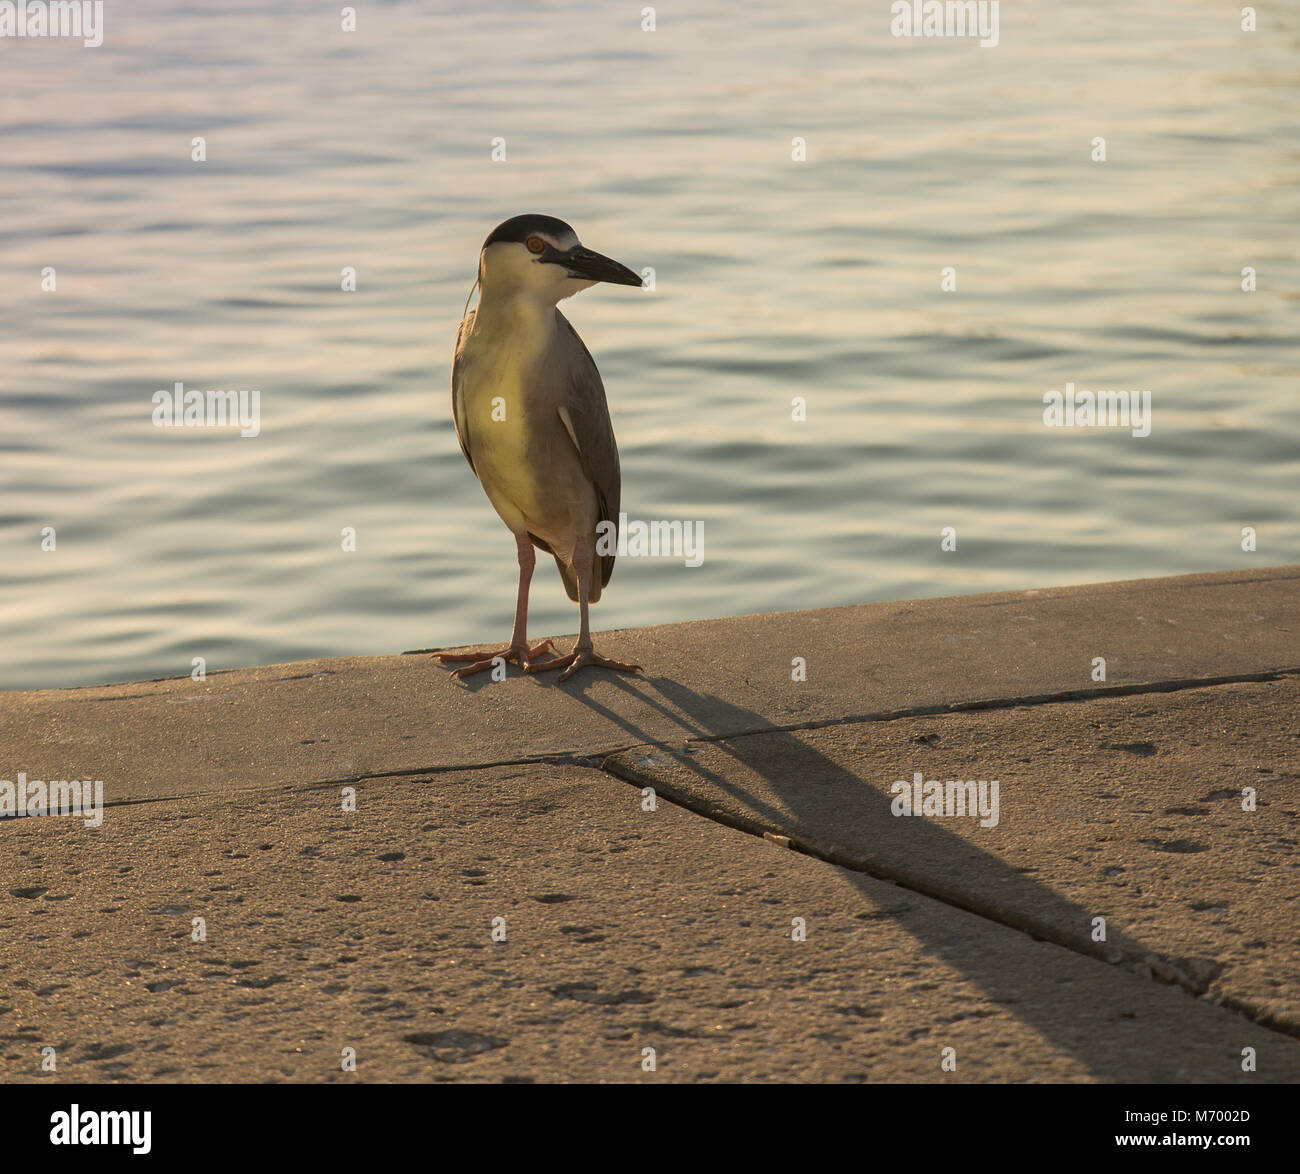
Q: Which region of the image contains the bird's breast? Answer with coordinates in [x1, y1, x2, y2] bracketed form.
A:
[456, 312, 589, 538]
[459, 326, 546, 458]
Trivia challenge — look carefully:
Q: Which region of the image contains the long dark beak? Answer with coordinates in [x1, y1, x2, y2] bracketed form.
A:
[561, 246, 642, 287]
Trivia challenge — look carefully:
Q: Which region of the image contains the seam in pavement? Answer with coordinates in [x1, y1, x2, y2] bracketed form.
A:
[229, 668, 1300, 795]
[677, 667, 1300, 748]
[594, 752, 1300, 1044]
[29, 667, 1289, 816]
[9, 667, 1288, 821]
[261, 665, 1300, 790]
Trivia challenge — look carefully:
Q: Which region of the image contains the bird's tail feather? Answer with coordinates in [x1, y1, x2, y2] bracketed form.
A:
[532, 531, 606, 605]
[554, 554, 579, 603]
[552, 553, 604, 604]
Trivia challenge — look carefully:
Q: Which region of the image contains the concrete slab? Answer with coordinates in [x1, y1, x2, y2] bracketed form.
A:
[3, 765, 1295, 1083]
[605, 677, 1300, 1033]
[1, 566, 1297, 803]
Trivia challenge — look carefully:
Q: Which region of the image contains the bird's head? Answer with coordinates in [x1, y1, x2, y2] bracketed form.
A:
[477, 214, 642, 305]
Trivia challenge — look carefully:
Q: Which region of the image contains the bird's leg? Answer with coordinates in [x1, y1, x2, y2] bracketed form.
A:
[527, 540, 641, 682]
[434, 532, 554, 678]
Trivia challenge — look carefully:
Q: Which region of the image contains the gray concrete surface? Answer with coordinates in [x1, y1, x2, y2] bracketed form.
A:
[4, 765, 1298, 1083]
[1, 566, 1298, 1082]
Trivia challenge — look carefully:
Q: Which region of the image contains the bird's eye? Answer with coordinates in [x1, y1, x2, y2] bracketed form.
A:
[526, 236, 545, 254]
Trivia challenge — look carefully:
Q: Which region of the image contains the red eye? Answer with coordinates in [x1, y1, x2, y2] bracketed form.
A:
[526, 236, 545, 254]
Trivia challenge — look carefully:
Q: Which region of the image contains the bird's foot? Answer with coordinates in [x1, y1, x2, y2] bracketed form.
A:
[525, 644, 642, 683]
[434, 639, 555, 679]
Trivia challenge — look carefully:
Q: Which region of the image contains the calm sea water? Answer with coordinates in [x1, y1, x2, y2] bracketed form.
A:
[1, 1, 1296, 689]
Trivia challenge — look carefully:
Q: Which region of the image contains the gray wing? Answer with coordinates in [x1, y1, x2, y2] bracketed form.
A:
[554, 310, 621, 588]
[450, 309, 477, 473]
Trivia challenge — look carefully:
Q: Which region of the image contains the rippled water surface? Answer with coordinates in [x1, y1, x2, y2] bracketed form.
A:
[1, 1, 1297, 688]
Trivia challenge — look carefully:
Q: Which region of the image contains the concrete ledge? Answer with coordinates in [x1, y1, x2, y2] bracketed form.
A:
[1, 565, 1296, 803]
[2, 566, 1298, 1082]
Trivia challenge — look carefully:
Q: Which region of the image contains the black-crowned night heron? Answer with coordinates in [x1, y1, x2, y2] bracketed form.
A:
[435, 214, 644, 682]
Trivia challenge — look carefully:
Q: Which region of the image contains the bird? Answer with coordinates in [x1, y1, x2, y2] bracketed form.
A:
[435, 214, 644, 683]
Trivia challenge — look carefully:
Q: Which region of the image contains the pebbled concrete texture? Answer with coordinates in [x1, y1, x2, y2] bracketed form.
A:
[3, 765, 1298, 1084]
[0, 566, 1298, 1082]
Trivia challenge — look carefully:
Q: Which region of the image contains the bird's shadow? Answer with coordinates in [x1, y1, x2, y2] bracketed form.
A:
[536, 670, 1234, 1081]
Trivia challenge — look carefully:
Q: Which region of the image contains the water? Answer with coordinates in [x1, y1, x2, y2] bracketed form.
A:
[1, 0, 1296, 689]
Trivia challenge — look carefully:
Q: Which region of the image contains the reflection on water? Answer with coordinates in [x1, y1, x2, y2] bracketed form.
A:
[1, 0, 1296, 688]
